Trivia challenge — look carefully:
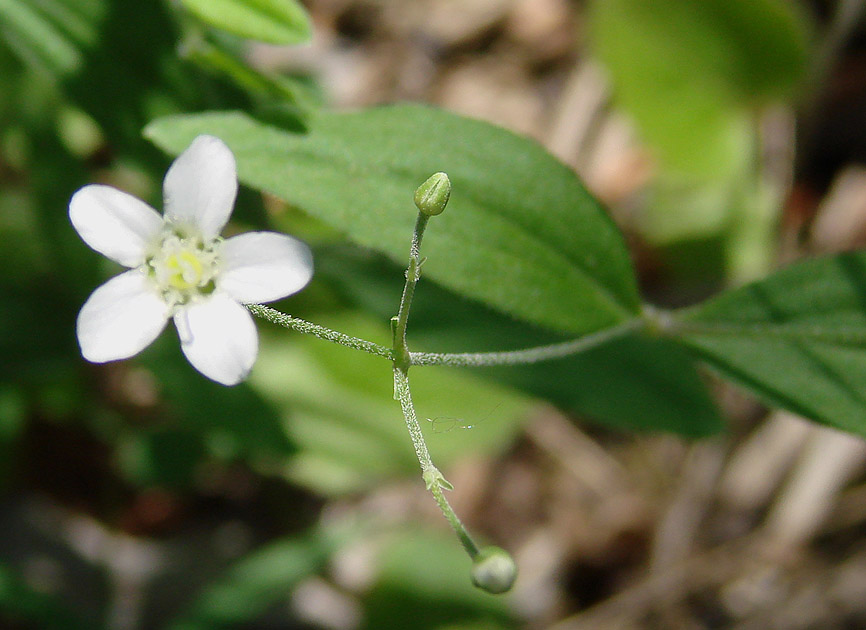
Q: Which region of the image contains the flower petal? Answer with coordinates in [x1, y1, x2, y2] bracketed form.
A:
[217, 232, 314, 304]
[163, 135, 237, 238]
[175, 293, 257, 386]
[69, 185, 163, 267]
[77, 270, 169, 363]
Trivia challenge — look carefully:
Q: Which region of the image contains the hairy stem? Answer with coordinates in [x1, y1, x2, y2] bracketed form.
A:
[410, 317, 644, 367]
[392, 213, 429, 371]
[393, 367, 479, 558]
[247, 304, 393, 360]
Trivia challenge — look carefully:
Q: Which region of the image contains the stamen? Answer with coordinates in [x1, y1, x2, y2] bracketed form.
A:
[146, 227, 222, 312]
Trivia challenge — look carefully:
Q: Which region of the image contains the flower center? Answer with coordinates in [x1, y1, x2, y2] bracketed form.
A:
[146, 227, 221, 309]
[165, 250, 205, 290]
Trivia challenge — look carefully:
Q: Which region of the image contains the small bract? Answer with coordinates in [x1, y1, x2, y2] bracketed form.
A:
[70, 135, 313, 385]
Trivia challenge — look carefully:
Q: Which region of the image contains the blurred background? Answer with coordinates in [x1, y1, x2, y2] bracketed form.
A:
[4, 0, 866, 628]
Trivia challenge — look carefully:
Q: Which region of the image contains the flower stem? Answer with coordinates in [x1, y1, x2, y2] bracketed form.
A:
[389, 207, 482, 558]
[410, 317, 644, 367]
[393, 367, 479, 559]
[392, 212, 429, 371]
[249, 304, 647, 369]
[247, 303, 393, 360]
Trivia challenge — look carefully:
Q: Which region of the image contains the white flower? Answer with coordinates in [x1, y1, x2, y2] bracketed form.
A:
[70, 135, 313, 385]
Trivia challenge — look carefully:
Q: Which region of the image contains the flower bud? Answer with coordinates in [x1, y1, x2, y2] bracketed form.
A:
[414, 172, 451, 216]
[471, 546, 517, 594]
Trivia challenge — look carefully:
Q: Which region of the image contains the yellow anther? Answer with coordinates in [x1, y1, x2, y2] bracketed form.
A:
[165, 250, 205, 290]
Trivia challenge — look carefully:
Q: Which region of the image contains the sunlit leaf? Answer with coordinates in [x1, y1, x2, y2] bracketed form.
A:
[180, 0, 311, 45]
[146, 106, 641, 335]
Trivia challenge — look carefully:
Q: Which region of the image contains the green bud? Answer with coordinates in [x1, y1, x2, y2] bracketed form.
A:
[471, 546, 517, 594]
[414, 172, 451, 216]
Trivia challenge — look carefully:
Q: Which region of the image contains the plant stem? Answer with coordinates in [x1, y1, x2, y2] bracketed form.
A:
[392, 212, 429, 371]
[393, 366, 480, 558]
[247, 304, 393, 360]
[389, 209, 481, 557]
[249, 305, 649, 368]
[392, 367, 432, 474]
[410, 317, 644, 367]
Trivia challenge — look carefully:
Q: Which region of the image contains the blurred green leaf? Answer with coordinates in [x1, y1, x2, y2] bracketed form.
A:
[316, 245, 723, 436]
[0, 386, 26, 486]
[139, 337, 295, 460]
[589, 0, 808, 177]
[180, 0, 311, 44]
[0, 0, 93, 76]
[0, 387, 25, 443]
[642, 164, 781, 285]
[1, 0, 250, 158]
[363, 529, 513, 630]
[0, 561, 88, 629]
[0, 287, 80, 383]
[641, 174, 742, 245]
[169, 531, 334, 630]
[116, 429, 207, 489]
[182, 38, 317, 114]
[145, 106, 641, 335]
[676, 251, 866, 436]
[251, 312, 530, 494]
[0, 135, 90, 393]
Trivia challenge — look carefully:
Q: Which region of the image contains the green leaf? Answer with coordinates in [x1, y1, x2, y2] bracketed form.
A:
[180, 0, 311, 45]
[483, 334, 724, 437]
[675, 251, 866, 436]
[145, 106, 641, 335]
[169, 532, 334, 630]
[589, 0, 808, 177]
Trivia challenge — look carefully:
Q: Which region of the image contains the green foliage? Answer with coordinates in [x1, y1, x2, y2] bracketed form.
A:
[590, 0, 810, 285]
[180, 0, 312, 44]
[315, 245, 724, 436]
[490, 333, 725, 437]
[251, 313, 530, 494]
[116, 428, 208, 489]
[5, 0, 866, 621]
[589, 0, 808, 177]
[182, 38, 317, 114]
[676, 251, 866, 436]
[0, 0, 103, 77]
[144, 106, 642, 336]
[0, 386, 26, 486]
[0, 0, 256, 161]
[0, 561, 88, 629]
[142, 339, 295, 459]
[169, 530, 335, 629]
[363, 529, 514, 630]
